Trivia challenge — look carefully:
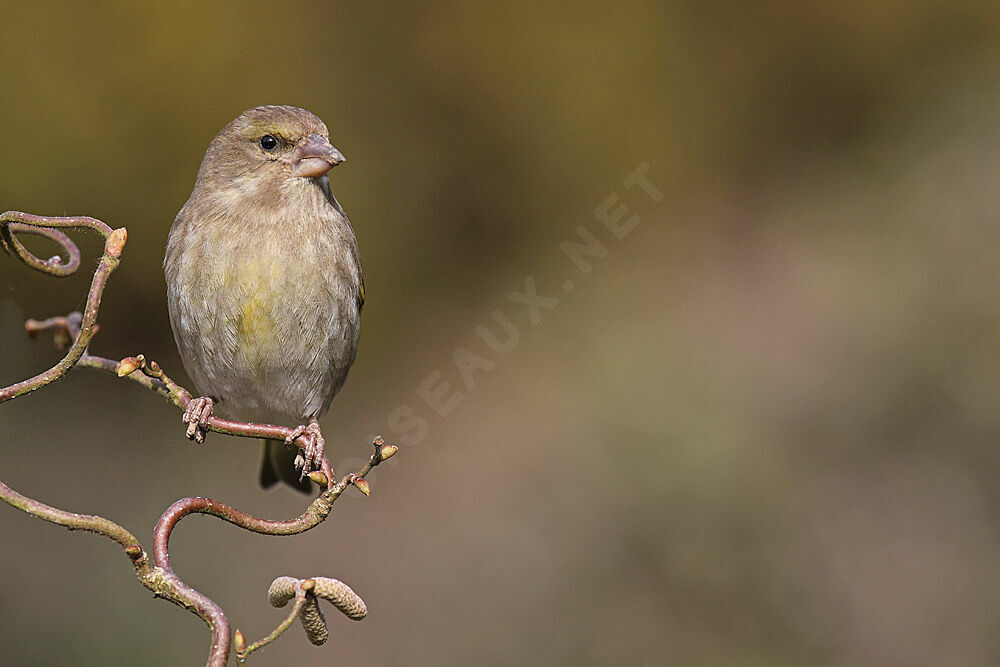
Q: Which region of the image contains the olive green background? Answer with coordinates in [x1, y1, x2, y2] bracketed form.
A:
[2, 2, 999, 665]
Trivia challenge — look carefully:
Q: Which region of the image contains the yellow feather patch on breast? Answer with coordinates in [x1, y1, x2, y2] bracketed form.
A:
[236, 295, 274, 343]
[231, 259, 282, 377]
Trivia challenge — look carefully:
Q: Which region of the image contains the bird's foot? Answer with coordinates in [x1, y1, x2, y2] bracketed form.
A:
[183, 396, 214, 444]
[284, 417, 332, 483]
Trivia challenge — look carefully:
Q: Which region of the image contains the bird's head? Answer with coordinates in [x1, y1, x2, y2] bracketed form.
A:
[193, 105, 345, 206]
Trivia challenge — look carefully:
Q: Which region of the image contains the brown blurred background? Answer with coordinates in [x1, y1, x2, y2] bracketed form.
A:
[2, 2, 999, 665]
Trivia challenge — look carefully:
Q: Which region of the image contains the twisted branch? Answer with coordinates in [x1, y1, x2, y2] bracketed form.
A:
[0, 212, 396, 666]
[0, 211, 125, 402]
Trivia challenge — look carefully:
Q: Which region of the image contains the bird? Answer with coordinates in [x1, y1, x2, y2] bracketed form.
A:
[164, 105, 363, 493]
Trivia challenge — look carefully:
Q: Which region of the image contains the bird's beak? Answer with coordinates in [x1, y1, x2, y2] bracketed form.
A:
[290, 133, 346, 178]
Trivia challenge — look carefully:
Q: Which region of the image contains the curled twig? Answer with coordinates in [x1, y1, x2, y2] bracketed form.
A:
[0, 211, 126, 403]
[1, 219, 82, 276]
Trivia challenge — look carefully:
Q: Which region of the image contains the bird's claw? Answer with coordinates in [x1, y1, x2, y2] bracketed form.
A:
[183, 396, 214, 444]
[284, 417, 330, 483]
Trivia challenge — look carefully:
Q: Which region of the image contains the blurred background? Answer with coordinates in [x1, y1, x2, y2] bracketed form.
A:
[2, 2, 999, 665]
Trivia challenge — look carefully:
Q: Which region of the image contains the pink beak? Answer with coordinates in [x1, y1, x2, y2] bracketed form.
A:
[290, 133, 345, 178]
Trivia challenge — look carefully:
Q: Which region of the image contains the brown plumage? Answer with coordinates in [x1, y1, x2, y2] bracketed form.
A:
[164, 106, 363, 492]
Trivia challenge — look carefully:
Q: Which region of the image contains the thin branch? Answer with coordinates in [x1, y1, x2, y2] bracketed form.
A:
[0, 479, 147, 555]
[114, 354, 331, 448]
[153, 436, 392, 570]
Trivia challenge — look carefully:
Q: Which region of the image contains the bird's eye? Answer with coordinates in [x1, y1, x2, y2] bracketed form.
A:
[259, 134, 278, 151]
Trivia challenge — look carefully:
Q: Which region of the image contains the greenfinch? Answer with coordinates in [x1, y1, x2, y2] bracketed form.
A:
[164, 105, 363, 492]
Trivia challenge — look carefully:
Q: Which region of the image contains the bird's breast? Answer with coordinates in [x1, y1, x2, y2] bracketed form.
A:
[167, 198, 361, 421]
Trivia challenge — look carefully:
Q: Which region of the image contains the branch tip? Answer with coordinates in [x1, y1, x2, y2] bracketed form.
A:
[24, 319, 42, 339]
[117, 356, 141, 377]
[352, 478, 371, 496]
[105, 227, 127, 258]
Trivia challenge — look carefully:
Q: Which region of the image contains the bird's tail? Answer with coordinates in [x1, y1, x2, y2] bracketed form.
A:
[260, 439, 313, 494]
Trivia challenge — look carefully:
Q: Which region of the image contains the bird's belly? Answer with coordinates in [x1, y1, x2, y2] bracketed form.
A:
[176, 250, 358, 423]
